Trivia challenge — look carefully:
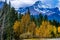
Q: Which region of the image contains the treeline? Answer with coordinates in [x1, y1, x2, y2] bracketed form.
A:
[13, 10, 60, 39]
[0, 1, 60, 40]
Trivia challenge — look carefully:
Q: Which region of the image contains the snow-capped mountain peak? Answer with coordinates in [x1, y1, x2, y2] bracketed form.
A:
[0, 1, 60, 22]
[33, 1, 49, 8]
[17, 1, 60, 16]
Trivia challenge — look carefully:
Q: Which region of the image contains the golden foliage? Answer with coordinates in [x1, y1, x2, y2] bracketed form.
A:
[28, 22, 36, 32]
[13, 13, 36, 37]
[35, 27, 40, 37]
[13, 21, 20, 32]
[58, 27, 60, 33]
[21, 13, 30, 25]
[21, 13, 31, 33]
[13, 13, 58, 38]
[53, 26, 57, 34]
[35, 21, 54, 37]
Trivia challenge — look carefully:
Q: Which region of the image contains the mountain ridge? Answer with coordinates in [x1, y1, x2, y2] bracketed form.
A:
[0, 1, 60, 22]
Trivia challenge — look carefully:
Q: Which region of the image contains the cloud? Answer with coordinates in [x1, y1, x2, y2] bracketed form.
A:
[0, 0, 60, 10]
[0, 0, 4, 1]
[0, 0, 38, 9]
[11, 0, 60, 8]
[4, 0, 38, 9]
[40, 0, 59, 8]
[57, 0, 60, 10]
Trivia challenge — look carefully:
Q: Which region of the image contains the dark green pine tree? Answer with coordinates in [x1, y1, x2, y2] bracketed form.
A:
[52, 20, 59, 27]
[17, 12, 23, 21]
[10, 7, 18, 23]
[39, 13, 43, 26]
[30, 15, 35, 22]
[7, 7, 18, 40]
[44, 15, 48, 21]
[1, 0, 9, 40]
[3, 1, 18, 40]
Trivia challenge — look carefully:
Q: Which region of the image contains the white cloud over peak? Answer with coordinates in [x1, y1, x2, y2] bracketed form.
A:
[0, 0, 60, 10]
[0, 0, 38, 9]
[57, 0, 60, 10]
[2, 0, 38, 9]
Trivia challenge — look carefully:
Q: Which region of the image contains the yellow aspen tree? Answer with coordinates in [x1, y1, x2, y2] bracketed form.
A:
[13, 21, 21, 36]
[28, 22, 36, 33]
[53, 26, 57, 34]
[13, 21, 20, 33]
[38, 21, 53, 38]
[21, 13, 31, 33]
[13, 13, 31, 39]
[56, 26, 60, 37]
[58, 26, 60, 33]
[35, 27, 40, 37]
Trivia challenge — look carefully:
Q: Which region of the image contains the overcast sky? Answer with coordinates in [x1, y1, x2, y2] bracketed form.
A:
[0, 0, 60, 10]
